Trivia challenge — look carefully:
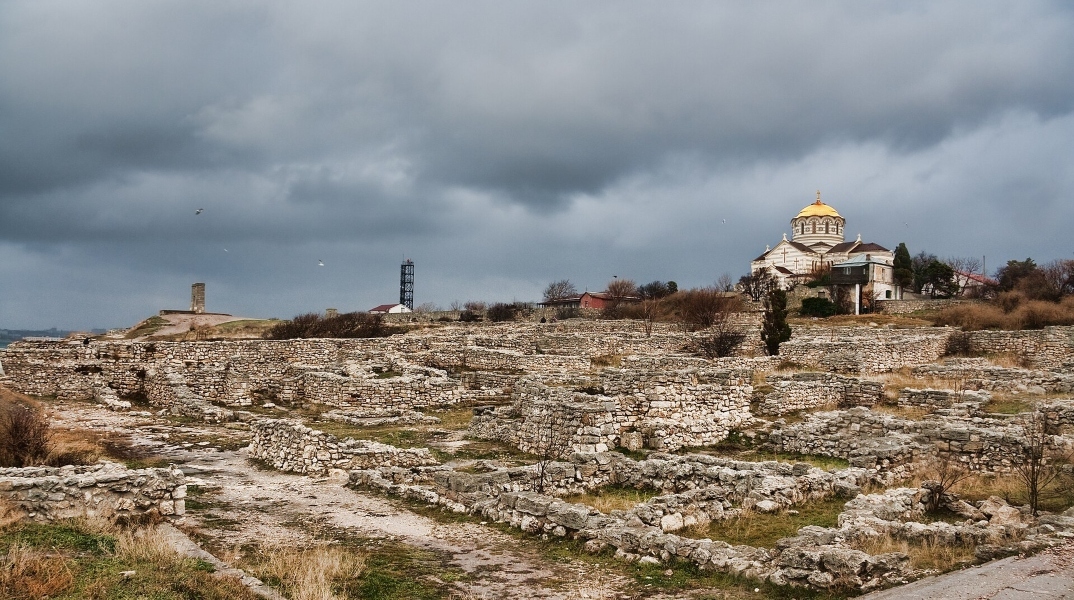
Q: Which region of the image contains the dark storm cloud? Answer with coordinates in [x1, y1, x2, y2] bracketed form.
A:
[2, 1, 1074, 328]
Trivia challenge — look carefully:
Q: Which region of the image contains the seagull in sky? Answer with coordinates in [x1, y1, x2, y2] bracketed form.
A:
[722, 218, 727, 224]
[318, 260, 325, 267]
[195, 208, 204, 215]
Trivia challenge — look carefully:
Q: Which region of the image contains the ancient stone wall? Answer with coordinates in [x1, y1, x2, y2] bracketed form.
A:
[965, 327, 1074, 371]
[0, 463, 186, 522]
[757, 372, 883, 415]
[769, 407, 1036, 475]
[247, 418, 438, 475]
[471, 368, 753, 455]
[778, 327, 952, 374]
[875, 299, 973, 314]
[894, 388, 991, 409]
[912, 359, 1074, 393]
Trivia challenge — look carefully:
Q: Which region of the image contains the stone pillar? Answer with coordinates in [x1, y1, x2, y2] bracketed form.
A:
[191, 283, 205, 314]
[325, 308, 338, 319]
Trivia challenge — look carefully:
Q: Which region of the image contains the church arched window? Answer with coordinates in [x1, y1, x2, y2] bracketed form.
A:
[824, 221, 830, 234]
[810, 221, 816, 234]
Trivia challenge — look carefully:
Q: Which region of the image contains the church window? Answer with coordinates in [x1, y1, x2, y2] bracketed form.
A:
[810, 222, 816, 234]
[825, 221, 830, 234]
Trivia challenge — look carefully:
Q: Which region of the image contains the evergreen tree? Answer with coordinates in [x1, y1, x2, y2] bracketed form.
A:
[893, 243, 914, 289]
[761, 289, 792, 355]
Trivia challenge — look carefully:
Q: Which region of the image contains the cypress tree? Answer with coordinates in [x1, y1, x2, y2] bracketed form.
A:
[893, 242, 914, 289]
[761, 289, 792, 355]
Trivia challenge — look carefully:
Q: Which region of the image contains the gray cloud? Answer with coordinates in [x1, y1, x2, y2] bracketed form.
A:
[1, 1, 1073, 328]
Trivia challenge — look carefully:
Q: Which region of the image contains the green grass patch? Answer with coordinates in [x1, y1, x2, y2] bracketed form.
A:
[693, 496, 848, 548]
[0, 520, 258, 600]
[124, 316, 170, 339]
[984, 397, 1038, 415]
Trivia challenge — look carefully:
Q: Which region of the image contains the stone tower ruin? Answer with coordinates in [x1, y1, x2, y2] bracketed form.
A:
[191, 283, 205, 314]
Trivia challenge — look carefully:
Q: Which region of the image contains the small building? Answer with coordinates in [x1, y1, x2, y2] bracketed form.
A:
[830, 254, 899, 314]
[368, 303, 412, 314]
[538, 291, 642, 311]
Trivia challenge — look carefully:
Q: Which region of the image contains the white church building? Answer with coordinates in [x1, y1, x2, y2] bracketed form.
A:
[750, 192, 903, 310]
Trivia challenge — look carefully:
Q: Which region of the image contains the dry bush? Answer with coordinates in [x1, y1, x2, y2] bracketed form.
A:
[935, 296, 1074, 331]
[0, 402, 51, 468]
[252, 544, 366, 600]
[0, 543, 75, 600]
[853, 533, 976, 572]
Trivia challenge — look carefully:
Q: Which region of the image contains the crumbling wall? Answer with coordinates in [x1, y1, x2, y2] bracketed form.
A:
[247, 418, 439, 475]
[757, 372, 883, 415]
[470, 368, 752, 454]
[0, 463, 186, 522]
[778, 327, 952, 374]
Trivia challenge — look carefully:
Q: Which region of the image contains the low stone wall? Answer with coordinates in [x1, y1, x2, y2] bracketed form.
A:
[757, 372, 883, 415]
[876, 299, 973, 314]
[966, 327, 1074, 371]
[768, 407, 1049, 476]
[348, 452, 909, 592]
[912, 359, 1074, 394]
[0, 463, 186, 522]
[247, 419, 439, 475]
[778, 327, 952, 374]
[470, 368, 753, 454]
[894, 388, 991, 409]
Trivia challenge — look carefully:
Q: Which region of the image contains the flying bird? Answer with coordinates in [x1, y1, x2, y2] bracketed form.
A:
[722, 219, 727, 224]
[195, 208, 204, 215]
[318, 260, 325, 267]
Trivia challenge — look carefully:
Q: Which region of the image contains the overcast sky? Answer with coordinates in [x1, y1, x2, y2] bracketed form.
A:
[2, 1, 1073, 330]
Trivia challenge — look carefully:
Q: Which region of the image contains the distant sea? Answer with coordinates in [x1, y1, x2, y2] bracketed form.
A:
[0, 328, 73, 349]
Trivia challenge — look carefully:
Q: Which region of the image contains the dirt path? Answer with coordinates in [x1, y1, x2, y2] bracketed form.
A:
[45, 400, 626, 599]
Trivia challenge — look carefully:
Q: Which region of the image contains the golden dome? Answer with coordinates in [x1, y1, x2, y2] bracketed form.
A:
[794, 191, 842, 219]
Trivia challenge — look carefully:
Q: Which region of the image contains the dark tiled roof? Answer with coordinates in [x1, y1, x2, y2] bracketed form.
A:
[853, 242, 890, 252]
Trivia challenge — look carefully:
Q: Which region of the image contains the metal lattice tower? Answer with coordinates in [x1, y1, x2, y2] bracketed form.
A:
[399, 259, 414, 310]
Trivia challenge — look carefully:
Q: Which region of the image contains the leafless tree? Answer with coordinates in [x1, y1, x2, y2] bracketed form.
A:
[1041, 259, 1074, 298]
[715, 273, 735, 293]
[639, 299, 661, 337]
[922, 454, 973, 513]
[527, 403, 574, 493]
[606, 278, 638, 299]
[414, 301, 439, 313]
[944, 257, 984, 297]
[673, 288, 743, 331]
[1011, 410, 1072, 515]
[543, 279, 579, 302]
[738, 267, 778, 301]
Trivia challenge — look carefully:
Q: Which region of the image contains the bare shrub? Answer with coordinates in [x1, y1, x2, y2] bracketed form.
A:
[921, 455, 973, 512]
[696, 329, 747, 359]
[0, 403, 51, 468]
[1010, 411, 1073, 515]
[264, 312, 399, 339]
[942, 331, 973, 356]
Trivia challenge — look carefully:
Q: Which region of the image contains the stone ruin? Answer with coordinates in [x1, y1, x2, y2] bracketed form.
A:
[3, 320, 1074, 592]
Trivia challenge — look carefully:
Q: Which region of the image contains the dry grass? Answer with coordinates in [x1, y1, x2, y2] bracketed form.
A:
[985, 352, 1033, 369]
[563, 487, 659, 513]
[853, 533, 977, 572]
[0, 542, 75, 599]
[590, 354, 623, 369]
[870, 405, 932, 420]
[692, 496, 848, 547]
[0, 517, 257, 600]
[249, 544, 366, 600]
[934, 297, 1074, 331]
